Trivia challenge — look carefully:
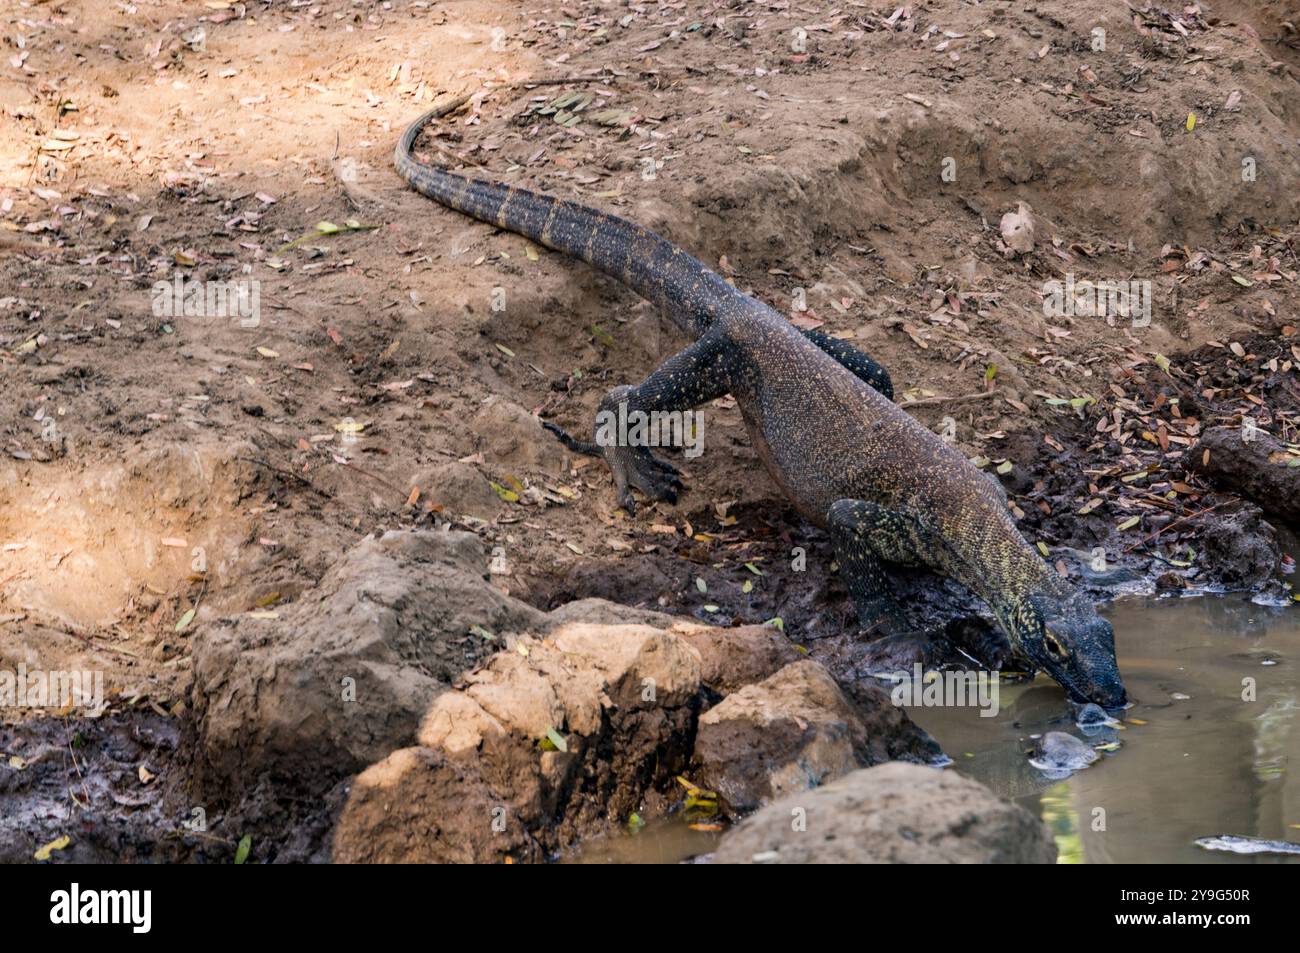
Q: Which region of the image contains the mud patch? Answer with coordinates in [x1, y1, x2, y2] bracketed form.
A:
[0, 711, 184, 864]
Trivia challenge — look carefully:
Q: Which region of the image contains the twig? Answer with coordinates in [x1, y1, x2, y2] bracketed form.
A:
[1122, 501, 1225, 554]
[512, 75, 614, 88]
[236, 455, 332, 498]
[900, 387, 1001, 408]
[333, 459, 405, 495]
[423, 139, 490, 170]
[66, 729, 93, 810]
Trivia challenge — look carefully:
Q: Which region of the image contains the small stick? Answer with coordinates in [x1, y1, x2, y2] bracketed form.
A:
[900, 387, 1001, 408]
[334, 458, 406, 495]
[236, 456, 332, 498]
[1122, 501, 1225, 554]
[513, 75, 614, 88]
[424, 139, 490, 170]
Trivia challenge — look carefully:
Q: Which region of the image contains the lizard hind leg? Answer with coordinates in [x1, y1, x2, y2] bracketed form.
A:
[594, 328, 734, 513]
[801, 329, 893, 399]
[826, 498, 925, 637]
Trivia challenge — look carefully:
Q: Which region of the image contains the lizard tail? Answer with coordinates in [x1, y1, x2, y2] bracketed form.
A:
[541, 421, 603, 458]
[396, 101, 731, 339]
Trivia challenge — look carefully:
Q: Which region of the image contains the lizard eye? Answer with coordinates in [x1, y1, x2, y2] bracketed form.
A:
[1044, 631, 1068, 659]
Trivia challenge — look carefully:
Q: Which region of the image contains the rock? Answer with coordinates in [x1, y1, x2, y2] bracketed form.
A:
[1073, 702, 1109, 728]
[417, 691, 508, 755]
[998, 201, 1036, 256]
[544, 597, 678, 630]
[333, 745, 545, 864]
[674, 623, 804, 694]
[471, 398, 567, 474]
[189, 529, 546, 800]
[411, 460, 502, 519]
[549, 622, 701, 711]
[1072, 703, 1120, 741]
[1031, 731, 1098, 773]
[691, 660, 941, 813]
[332, 623, 703, 863]
[712, 762, 1056, 864]
[1192, 426, 1300, 524]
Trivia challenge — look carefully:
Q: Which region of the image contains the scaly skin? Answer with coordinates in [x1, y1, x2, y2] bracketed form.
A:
[397, 102, 1127, 708]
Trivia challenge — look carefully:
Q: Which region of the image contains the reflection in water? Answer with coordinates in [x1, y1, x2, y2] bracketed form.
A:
[910, 595, 1300, 864]
[1038, 782, 1083, 864]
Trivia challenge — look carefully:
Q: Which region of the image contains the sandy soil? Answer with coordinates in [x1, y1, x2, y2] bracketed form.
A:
[0, 0, 1297, 861]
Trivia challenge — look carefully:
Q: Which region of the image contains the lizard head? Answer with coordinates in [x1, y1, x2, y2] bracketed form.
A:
[1010, 591, 1127, 709]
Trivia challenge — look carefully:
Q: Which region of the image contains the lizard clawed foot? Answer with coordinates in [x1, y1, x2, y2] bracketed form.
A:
[607, 445, 685, 514]
[592, 384, 692, 513]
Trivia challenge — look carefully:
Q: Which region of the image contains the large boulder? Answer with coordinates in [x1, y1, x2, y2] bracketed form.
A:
[675, 623, 804, 695]
[691, 661, 942, 813]
[712, 762, 1057, 864]
[332, 622, 704, 863]
[189, 529, 546, 799]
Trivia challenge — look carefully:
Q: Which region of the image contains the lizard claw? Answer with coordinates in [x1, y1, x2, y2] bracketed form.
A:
[608, 445, 685, 513]
[647, 455, 681, 476]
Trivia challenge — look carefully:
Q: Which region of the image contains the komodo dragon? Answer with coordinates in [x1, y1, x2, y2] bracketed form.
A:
[396, 100, 1128, 709]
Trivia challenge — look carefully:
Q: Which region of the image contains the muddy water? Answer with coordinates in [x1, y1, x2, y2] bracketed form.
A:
[570, 595, 1300, 864]
[566, 817, 722, 865]
[910, 596, 1300, 864]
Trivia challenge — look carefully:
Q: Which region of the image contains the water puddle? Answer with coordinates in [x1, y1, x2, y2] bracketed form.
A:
[910, 595, 1300, 864]
[565, 816, 721, 865]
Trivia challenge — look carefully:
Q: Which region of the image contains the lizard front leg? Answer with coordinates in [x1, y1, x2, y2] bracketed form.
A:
[592, 327, 735, 513]
[826, 498, 929, 636]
